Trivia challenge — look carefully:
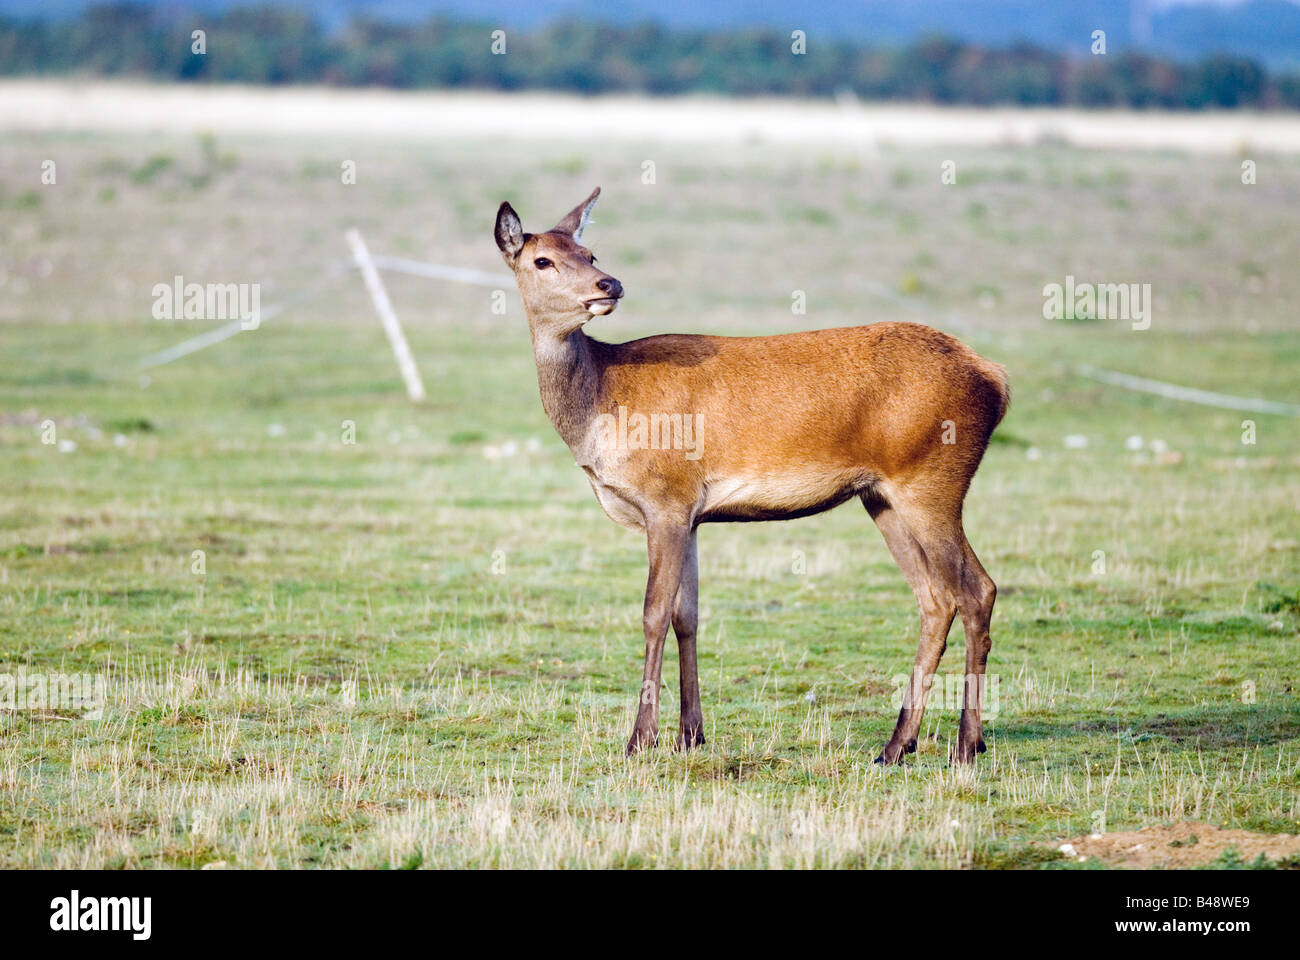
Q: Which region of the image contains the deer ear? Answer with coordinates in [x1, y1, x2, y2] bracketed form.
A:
[495, 202, 525, 261]
[553, 187, 600, 242]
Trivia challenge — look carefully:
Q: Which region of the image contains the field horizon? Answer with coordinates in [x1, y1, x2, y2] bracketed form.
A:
[5, 80, 1300, 154]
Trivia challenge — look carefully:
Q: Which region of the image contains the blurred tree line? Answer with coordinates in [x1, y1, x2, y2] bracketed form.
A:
[1, 3, 1297, 109]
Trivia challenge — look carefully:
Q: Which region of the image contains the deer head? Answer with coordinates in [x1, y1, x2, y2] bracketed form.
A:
[495, 187, 623, 336]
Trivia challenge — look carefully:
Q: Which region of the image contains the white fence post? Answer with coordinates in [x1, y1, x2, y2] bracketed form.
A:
[346, 228, 426, 402]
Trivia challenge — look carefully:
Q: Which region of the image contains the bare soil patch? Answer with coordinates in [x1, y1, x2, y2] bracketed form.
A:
[1053, 822, 1300, 868]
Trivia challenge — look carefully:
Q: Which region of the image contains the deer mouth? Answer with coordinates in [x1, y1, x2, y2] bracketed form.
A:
[584, 297, 621, 316]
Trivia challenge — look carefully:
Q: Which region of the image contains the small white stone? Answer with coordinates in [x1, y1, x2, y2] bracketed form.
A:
[1058, 843, 1077, 857]
[58, 439, 76, 453]
[113, 434, 129, 447]
[1064, 434, 1088, 449]
[1025, 446, 1042, 461]
[1125, 435, 1143, 451]
[266, 423, 286, 438]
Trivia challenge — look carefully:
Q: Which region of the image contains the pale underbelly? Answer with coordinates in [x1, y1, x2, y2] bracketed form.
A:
[697, 469, 871, 522]
[582, 464, 874, 530]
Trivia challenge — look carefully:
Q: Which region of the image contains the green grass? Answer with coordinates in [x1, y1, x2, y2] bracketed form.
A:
[0, 122, 1297, 868]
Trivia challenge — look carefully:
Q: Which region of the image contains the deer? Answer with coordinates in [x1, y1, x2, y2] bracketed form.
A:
[494, 187, 1009, 764]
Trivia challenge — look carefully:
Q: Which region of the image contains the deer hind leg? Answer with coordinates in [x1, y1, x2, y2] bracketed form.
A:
[952, 538, 996, 762]
[672, 529, 704, 751]
[884, 496, 996, 765]
[864, 495, 958, 765]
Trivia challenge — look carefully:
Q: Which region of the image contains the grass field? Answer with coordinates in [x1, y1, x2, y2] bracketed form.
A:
[1, 90, 1298, 868]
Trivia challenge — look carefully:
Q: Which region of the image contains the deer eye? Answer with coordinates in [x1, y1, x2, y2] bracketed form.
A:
[589, 254, 597, 264]
[533, 257, 552, 269]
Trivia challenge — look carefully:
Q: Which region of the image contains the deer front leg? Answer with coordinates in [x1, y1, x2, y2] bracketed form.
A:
[673, 529, 704, 751]
[627, 520, 691, 755]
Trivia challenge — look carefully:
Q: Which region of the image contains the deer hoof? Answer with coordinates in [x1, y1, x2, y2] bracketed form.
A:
[675, 730, 706, 751]
[950, 742, 982, 764]
[873, 739, 915, 765]
[626, 732, 658, 755]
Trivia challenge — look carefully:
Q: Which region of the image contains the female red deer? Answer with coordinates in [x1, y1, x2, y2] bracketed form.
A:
[495, 188, 1009, 764]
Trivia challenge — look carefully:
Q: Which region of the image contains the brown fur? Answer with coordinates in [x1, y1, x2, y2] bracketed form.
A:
[495, 188, 1009, 762]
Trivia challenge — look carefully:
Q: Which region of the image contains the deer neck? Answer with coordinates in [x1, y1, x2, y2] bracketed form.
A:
[528, 320, 604, 454]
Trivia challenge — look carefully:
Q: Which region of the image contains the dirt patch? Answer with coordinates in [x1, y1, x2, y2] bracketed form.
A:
[1051, 822, 1300, 868]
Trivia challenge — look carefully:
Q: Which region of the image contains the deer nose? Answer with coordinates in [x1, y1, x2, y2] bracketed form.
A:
[597, 276, 623, 298]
